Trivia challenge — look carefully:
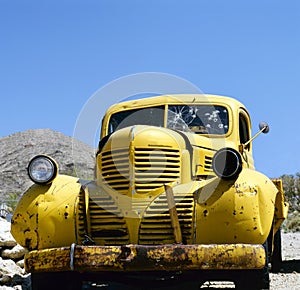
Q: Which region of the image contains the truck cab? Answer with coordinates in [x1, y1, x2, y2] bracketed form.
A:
[11, 94, 288, 289]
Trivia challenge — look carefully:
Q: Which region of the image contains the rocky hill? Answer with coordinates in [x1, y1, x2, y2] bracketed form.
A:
[0, 129, 95, 201]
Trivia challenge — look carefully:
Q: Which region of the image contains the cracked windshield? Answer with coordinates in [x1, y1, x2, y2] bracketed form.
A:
[108, 105, 229, 135]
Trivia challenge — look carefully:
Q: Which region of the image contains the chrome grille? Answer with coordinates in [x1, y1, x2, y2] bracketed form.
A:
[139, 192, 194, 244]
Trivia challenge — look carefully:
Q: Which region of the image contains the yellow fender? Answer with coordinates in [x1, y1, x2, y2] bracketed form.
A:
[11, 175, 81, 250]
[196, 168, 279, 244]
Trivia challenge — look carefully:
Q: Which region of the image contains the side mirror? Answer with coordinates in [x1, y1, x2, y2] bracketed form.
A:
[241, 121, 270, 151]
[259, 121, 270, 134]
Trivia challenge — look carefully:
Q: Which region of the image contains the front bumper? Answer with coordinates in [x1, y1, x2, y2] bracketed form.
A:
[25, 243, 266, 273]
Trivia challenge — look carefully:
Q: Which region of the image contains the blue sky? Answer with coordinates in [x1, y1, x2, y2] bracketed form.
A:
[1, 0, 299, 177]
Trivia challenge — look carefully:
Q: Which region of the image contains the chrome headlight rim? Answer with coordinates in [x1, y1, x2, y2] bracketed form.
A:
[27, 155, 58, 185]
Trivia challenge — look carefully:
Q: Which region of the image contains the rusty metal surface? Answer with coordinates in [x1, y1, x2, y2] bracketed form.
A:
[25, 243, 266, 273]
[165, 184, 182, 244]
[272, 178, 289, 233]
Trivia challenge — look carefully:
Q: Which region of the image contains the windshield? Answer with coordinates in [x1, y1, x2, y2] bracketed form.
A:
[167, 105, 229, 134]
[108, 104, 229, 135]
[108, 106, 164, 134]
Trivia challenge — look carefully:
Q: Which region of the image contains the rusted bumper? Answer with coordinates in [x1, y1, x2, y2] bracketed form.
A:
[25, 243, 266, 273]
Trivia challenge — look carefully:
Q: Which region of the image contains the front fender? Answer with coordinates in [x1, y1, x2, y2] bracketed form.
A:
[11, 175, 82, 250]
[196, 168, 279, 244]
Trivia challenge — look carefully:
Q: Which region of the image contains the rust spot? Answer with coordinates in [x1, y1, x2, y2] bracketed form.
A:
[118, 246, 132, 262]
[27, 212, 34, 219]
[25, 238, 32, 249]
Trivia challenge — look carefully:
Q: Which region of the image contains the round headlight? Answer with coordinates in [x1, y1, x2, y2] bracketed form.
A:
[212, 147, 242, 180]
[28, 155, 58, 184]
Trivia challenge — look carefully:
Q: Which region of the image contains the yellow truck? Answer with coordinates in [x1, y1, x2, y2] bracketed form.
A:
[11, 94, 288, 289]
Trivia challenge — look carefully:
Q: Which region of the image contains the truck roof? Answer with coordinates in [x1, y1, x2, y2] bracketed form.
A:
[104, 94, 247, 116]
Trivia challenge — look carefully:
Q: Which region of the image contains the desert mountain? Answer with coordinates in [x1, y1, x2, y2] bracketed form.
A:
[0, 129, 95, 200]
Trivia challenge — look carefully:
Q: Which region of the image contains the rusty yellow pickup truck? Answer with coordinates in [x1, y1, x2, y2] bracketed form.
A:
[11, 94, 288, 289]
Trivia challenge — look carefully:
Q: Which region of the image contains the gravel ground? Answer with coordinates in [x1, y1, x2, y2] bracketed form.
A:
[269, 232, 300, 290]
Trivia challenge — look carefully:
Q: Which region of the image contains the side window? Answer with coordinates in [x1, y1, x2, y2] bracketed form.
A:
[239, 112, 250, 149]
